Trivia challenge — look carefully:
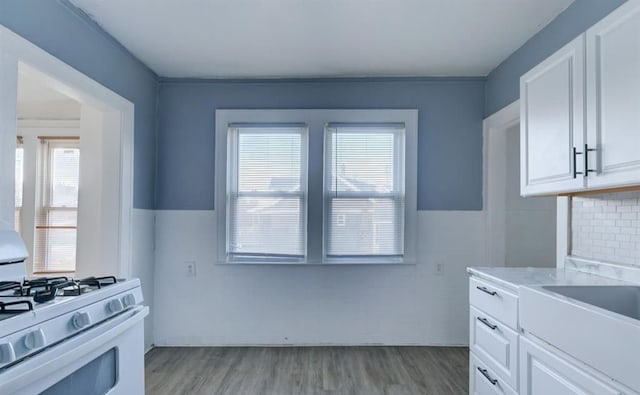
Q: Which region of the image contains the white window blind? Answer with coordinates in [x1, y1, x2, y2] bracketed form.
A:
[324, 124, 405, 259]
[15, 144, 24, 234]
[34, 139, 80, 273]
[226, 125, 307, 261]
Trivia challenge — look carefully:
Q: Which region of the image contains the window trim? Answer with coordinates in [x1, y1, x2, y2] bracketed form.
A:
[323, 124, 406, 263]
[215, 109, 418, 265]
[34, 138, 80, 274]
[16, 123, 82, 276]
[225, 124, 309, 263]
[15, 141, 24, 235]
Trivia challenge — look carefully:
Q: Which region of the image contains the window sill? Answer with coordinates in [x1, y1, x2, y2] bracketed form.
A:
[215, 260, 416, 266]
[32, 271, 76, 276]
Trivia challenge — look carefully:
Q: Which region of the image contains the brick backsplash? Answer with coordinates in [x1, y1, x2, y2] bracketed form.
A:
[571, 191, 640, 266]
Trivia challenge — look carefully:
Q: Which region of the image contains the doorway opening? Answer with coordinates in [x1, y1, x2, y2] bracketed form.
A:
[484, 102, 557, 268]
[0, 26, 134, 279]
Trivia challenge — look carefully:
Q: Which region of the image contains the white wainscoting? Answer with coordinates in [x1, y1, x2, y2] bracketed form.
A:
[131, 208, 155, 351]
[153, 210, 488, 346]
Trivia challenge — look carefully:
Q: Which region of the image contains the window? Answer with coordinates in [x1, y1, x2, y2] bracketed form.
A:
[226, 125, 308, 261]
[34, 139, 80, 273]
[324, 124, 405, 261]
[15, 138, 24, 234]
[216, 110, 417, 264]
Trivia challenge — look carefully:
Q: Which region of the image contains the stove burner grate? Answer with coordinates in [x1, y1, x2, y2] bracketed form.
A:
[78, 276, 118, 289]
[0, 275, 120, 305]
[0, 300, 33, 314]
[0, 282, 23, 293]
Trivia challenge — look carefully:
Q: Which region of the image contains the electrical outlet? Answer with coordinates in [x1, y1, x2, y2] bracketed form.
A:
[185, 261, 197, 277]
[434, 261, 444, 276]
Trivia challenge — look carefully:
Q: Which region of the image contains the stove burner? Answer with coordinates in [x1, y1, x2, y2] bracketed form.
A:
[78, 276, 118, 288]
[61, 284, 89, 296]
[0, 300, 33, 314]
[0, 282, 22, 293]
[21, 277, 71, 297]
[33, 281, 80, 304]
[24, 277, 70, 288]
[0, 275, 120, 307]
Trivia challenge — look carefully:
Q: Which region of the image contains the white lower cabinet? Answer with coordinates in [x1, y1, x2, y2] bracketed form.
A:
[470, 277, 520, 394]
[469, 274, 635, 395]
[470, 307, 519, 388]
[471, 352, 518, 395]
[519, 336, 622, 395]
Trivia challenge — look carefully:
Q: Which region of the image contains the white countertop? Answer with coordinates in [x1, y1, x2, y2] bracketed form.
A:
[467, 266, 632, 292]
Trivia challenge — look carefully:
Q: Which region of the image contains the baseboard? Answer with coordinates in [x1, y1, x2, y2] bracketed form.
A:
[150, 343, 469, 348]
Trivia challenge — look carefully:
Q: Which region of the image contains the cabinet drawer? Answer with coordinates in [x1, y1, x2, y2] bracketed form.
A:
[520, 336, 622, 395]
[471, 352, 518, 395]
[470, 306, 519, 389]
[470, 277, 518, 329]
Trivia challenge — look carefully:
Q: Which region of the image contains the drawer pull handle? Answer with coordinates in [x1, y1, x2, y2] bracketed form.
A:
[477, 317, 498, 330]
[584, 144, 597, 176]
[476, 286, 498, 296]
[478, 367, 498, 385]
[573, 147, 583, 178]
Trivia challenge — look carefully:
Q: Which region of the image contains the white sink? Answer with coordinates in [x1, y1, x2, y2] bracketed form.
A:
[520, 285, 640, 392]
[542, 285, 640, 320]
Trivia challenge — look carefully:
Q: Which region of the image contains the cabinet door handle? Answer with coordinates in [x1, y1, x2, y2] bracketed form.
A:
[584, 144, 597, 176]
[476, 286, 498, 296]
[477, 317, 498, 330]
[573, 147, 584, 178]
[477, 367, 498, 385]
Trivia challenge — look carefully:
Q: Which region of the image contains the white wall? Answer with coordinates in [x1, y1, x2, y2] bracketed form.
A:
[153, 210, 487, 346]
[131, 209, 155, 350]
[0, 46, 18, 229]
[504, 125, 556, 267]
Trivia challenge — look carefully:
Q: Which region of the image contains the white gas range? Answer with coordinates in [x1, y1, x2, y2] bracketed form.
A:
[0, 230, 148, 395]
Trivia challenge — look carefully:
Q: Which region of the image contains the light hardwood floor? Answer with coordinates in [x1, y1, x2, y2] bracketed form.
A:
[145, 346, 469, 395]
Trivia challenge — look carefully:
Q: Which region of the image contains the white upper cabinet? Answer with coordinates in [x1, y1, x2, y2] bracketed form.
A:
[586, 0, 640, 189]
[521, 0, 640, 196]
[520, 36, 586, 196]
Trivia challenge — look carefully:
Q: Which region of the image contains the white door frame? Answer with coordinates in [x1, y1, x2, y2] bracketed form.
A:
[483, 101, 570, 268]
[483, 101, 520, 268]
[0, 26, 135, 278]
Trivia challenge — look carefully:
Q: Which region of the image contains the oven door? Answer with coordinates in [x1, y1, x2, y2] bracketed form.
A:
[0, 305, 148, 395]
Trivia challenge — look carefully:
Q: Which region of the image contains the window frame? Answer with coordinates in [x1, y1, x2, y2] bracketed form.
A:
[15, 124, 83, 276]
[215, 109, 418, 265]
[15, 137, 24, 234]
[34, 138, 80, 274]
[323, 124, 406, 263]
[225, 124, 309, 263]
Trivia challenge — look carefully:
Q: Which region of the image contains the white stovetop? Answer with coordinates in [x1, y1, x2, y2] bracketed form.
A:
[0, 279, 141, 337]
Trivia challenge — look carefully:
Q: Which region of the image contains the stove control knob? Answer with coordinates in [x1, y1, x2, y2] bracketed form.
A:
[72, 311, 92, 330]
[23, 329, 46, 350]
[0, 343, 16, 364]
[122, 293, 136, 308]
[107, 298, 124, 314]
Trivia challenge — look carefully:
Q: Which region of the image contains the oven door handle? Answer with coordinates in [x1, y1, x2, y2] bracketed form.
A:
[0, 305, 148, 394]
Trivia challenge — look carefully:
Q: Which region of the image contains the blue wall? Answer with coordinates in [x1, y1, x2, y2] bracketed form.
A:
[3, 0, 620, 210]
[485, 0, 625, 116]
[156, 78, 486, 211]
[0, 0, 158, 209]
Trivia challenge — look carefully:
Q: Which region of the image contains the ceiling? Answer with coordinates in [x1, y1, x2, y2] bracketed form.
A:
[70, 0, 573, 79]
[17, 71, 81, 120]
